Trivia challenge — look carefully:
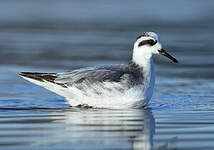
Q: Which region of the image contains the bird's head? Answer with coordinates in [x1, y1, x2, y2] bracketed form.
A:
[133, 32, 178, 65]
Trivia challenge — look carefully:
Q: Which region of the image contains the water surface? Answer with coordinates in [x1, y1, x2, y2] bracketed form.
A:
[0, 0, 214, 149]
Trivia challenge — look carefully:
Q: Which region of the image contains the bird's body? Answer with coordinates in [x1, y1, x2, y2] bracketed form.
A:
[19, 32, 178, 109]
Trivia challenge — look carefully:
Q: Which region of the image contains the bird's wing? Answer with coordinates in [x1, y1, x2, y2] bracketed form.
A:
[54, 65, 131, 86]
[19, 64, 141, 88]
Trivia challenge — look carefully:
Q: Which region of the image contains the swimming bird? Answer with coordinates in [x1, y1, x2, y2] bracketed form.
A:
[19, 32, 178, 109]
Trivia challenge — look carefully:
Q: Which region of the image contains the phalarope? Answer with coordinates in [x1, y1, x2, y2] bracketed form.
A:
[19, 32, 178, 109]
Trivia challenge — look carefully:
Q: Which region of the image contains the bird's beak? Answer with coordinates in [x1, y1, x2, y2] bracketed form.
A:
[158, 49, 178, 63]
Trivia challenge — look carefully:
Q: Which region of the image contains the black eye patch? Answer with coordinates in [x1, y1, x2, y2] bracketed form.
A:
[138, 39, 157, 47]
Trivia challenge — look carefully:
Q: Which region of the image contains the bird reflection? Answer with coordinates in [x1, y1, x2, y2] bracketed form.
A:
[59, 108, 155, 150]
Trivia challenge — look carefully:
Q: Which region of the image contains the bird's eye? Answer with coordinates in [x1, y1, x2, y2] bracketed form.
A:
[148, 39, 157, 46]
[138, 39, 157, 47]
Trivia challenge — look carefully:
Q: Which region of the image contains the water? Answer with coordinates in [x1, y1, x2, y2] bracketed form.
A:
[0, 0, 214, 149]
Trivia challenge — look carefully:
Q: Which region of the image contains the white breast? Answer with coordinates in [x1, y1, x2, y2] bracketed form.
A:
[144, 59, 155, 103]
[136, 57, 155, 107]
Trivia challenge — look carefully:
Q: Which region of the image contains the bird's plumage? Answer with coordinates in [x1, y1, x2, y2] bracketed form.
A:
[55, 62, 144, 86]
[20, 61, 144, 90]
[19, 61, 149, 108]
[19, 32, 178, 109]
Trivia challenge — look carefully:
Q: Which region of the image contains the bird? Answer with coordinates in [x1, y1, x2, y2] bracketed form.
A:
[19, 32, 178, 109]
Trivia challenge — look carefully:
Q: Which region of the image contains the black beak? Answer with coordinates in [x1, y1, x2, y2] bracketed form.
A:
[158, 49, 178, 63]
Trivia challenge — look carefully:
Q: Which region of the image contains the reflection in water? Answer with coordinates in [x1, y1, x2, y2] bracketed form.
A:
[27, 108, 155, 150]
[1, 109, 214, 149]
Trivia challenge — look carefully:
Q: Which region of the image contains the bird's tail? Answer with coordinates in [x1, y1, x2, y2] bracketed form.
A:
[19, 72, 67, 94]
[19, 72, 57, 83]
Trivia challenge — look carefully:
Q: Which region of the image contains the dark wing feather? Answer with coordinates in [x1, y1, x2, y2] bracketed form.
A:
[19, 72, 67, 87]
[19, 72, 57, 82]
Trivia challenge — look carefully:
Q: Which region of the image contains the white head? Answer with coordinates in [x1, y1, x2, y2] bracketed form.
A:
[132, 32, 178, 66]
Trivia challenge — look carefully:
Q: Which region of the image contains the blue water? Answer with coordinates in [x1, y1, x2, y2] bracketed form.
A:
[0, 0, 214, 149]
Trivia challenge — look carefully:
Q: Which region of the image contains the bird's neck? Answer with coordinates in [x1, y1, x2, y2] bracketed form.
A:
[132, 54, 154, 84]
[132, 51, 153, 71]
